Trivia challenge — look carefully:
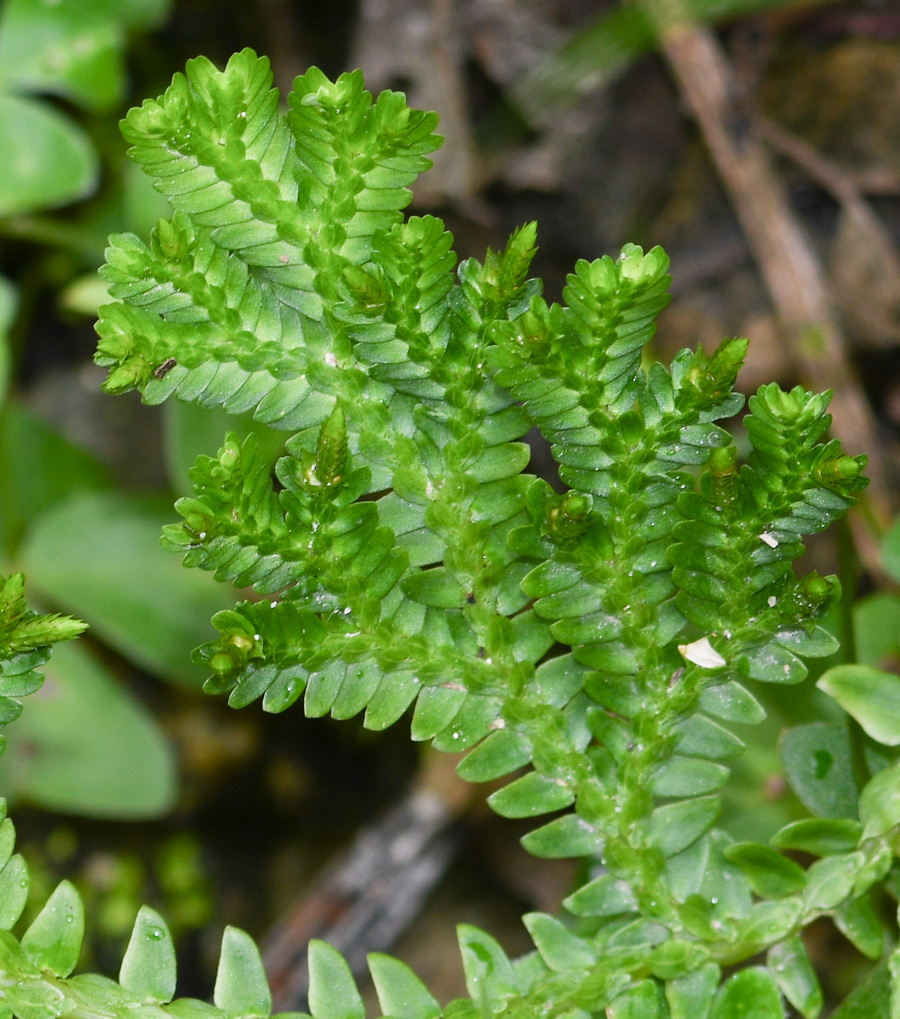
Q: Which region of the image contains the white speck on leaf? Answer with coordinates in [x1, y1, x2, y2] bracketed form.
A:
[760, 532, 779, 548]
[768, 596, 777, 607]
[678, 636, 726, 669]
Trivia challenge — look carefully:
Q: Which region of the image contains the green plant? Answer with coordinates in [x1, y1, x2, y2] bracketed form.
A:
[1, 48, 898, 1019]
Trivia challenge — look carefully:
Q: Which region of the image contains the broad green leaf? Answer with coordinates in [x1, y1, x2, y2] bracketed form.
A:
[21, 881, 84, 978]
[0, 95, 97, 215]
[522, 913, 596, 971]
[20, 491, 234, 687]
[213, 927, 271, 1016]
[767, 937, 822, 1019]
[818, 665, 900, 746]
[0, 403, 112, 555]
[779, 722, 859, 819]
[119, 906, 176, 1004]
[368, 953, 441, 1019]
[0, 0, 171, 111]
[770, 818, 861, 856]
[0, 640, 176, 818]
[854, 594, 900, 669]
[859, 761, 900, 838]
[722, 843, 806, 898]
[710, 967, 784, 1019]
[644, 796, 720, 857]
[307, 940, 363, 1019]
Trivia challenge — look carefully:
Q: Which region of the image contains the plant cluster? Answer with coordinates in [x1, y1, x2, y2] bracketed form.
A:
[3, 48, 900, 1019]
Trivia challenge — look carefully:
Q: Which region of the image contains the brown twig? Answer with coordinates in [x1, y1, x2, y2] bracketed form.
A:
[656, 20, 891, 572]
[261, 752, 476, 1011]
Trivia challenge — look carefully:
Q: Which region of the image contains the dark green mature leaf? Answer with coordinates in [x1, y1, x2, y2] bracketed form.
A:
[0, 640, 176, 818]
[21, 492, 233, 688]
[0, 95, 97, 216]
[0, 403, 112, 556]
[818, 665, 900, 746]
[779, 723, 859, 819]
[854, 593, 900, 670]
[0, 0, 171, 111]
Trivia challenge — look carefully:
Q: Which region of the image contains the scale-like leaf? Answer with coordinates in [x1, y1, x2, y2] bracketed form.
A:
[213, 927, 271, 1016]
[119, 907, 176, 1004]
[21, 882, 84, 979]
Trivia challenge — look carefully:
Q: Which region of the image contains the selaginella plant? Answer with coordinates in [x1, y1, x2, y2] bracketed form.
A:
[3, 46, 899, 1019]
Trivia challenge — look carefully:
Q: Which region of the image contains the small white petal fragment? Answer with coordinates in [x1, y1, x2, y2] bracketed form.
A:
[760, 532, 779, 548]
[678, 636, 727, 669]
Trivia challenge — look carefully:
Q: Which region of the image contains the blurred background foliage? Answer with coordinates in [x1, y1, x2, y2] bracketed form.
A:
[0, 0, 898, 1008]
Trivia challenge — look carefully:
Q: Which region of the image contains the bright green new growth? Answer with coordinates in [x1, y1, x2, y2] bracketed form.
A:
[0, 47, 893, 1019]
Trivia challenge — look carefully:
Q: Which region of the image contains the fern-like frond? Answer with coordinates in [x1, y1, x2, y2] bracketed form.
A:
[88, 56, 886, 1019]
[0, 573, 87, 757]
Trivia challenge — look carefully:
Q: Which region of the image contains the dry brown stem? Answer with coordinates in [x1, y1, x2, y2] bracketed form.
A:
[658, 21, 891, 571]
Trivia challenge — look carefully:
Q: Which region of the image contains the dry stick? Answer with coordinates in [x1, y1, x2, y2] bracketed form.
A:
[659, 23, 891, 571]
[756, 115, 900, 353]
[262, 752, 476, 1011]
